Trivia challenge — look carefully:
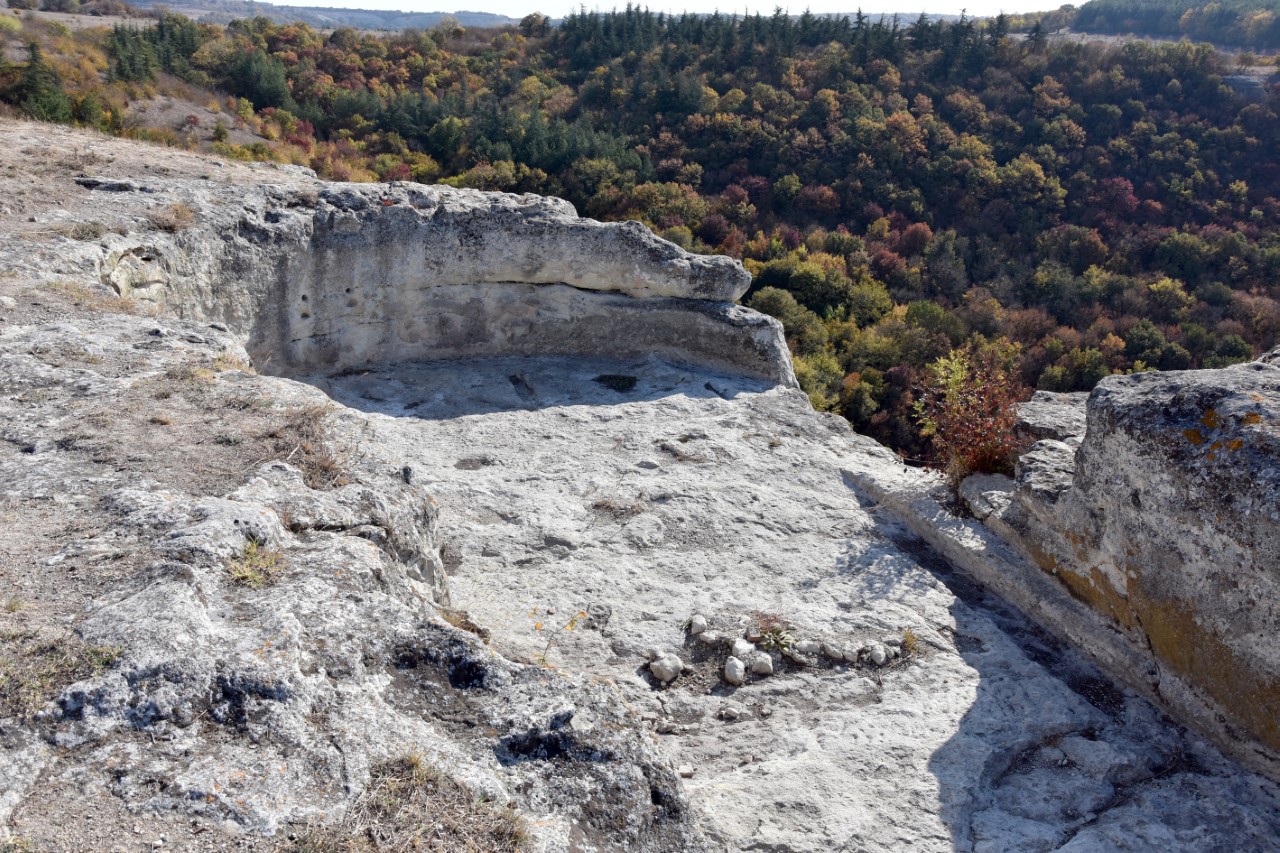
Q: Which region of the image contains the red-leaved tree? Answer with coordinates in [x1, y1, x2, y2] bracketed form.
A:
[915, 340, 1029, 489]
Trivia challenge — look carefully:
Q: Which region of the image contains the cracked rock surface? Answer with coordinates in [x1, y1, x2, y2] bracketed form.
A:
[311, 356, 1280, 852]
[1, 121, 1278, 852]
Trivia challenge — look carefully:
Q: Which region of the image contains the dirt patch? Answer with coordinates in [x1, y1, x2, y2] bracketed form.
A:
[0, 624, 119, 719]
[288, 754, 530, 852]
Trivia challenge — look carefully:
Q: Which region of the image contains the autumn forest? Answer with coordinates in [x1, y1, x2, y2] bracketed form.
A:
[1, 4, 1278, 461]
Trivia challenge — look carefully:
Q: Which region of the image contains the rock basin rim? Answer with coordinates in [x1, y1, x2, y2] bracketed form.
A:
[94, 179, 797, 389]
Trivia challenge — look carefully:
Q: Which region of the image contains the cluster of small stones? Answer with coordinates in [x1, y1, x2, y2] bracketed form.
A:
[644, 614, 907, 689]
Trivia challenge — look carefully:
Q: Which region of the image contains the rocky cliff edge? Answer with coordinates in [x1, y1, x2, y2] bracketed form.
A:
[2, 121, 1279, 852]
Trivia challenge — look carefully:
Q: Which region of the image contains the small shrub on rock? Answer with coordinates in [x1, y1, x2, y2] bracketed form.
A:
[915, 340, 1028, 489]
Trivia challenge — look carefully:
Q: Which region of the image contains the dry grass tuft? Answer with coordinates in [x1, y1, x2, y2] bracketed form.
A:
[164, 363, 216, 383]
[213, 353, 254, 373]
[748, 611, 795, 652]
[901, 628, 920, 656]
[591, 495, 646, 518]
[288, 753, 530, 852]
[44, 279, 138, 315]
[228, 540, 285, 589]
[148, 202, 195, 233]
[438, 607, 490, 642]
[0, 631, 121, 718]
[267, 405, 352, 490]
[53, 221, 106, 241]
[748, 610, 791, 635]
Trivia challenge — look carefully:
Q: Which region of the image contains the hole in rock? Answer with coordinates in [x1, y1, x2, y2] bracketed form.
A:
[593, 374, 638, 393]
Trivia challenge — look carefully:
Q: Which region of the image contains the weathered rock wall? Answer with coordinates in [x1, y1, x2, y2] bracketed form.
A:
[91, 180, 795, 386]
[960, 359, 1280, 779]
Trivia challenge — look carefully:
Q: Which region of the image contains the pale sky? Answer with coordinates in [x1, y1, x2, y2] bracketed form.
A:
[292, 0, 1071, 22]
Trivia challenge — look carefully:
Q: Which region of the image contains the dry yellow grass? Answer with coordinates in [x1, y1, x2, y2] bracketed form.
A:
[0, 630, 120, 718]
[287, 753, 530, 852]
[267, 405, 353, 489]
[228, 540, 285, 589]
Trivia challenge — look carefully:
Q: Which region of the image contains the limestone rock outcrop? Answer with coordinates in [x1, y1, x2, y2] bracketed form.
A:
[2, 122, 1279, 851]
[77, 180, 793, 385]
[309, 186, 752, 301]
[1014, 390, 1089, 443]
[951, 355, 1280, 779]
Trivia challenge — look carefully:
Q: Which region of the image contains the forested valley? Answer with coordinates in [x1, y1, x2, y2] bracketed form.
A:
[1, 5, 1278, 461]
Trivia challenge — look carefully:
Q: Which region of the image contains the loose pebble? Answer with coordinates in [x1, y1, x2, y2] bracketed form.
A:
[650, 652, 683, 683]
[724, 655, 746, 685]
[750, 652, 774, 676]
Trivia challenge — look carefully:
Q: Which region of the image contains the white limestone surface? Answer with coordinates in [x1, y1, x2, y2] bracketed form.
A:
[305, 355, 1280, 853]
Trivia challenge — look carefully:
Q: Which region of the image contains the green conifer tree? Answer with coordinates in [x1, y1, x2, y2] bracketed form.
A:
[19, 43, 72, 124]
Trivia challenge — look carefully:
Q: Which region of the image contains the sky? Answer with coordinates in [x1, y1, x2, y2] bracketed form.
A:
[289, 0, 1073, 22]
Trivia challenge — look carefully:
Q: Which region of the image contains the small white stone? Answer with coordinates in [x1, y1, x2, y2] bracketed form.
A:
[650, 653, 682, 683]
[698, 631, 722, 645]
[794, 639, 821, 655]
[783, 648, 811, 666]
[822, 641, 845, 661]
[868, 643, 888, 666]
[724, 655, 746, 685]
[678, 764, 695, 778]
[689, 614, 708, 635]
[750, 652, 774, 676]
[732, 638, 756, 659]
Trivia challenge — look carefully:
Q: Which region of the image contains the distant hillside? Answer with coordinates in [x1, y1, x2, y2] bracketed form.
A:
[2, 5, 1278, 461]
[126, 0, 517, 30]
[1010, 0, 1280, 50]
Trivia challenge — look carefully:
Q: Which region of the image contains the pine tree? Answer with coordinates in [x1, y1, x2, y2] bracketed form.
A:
[19, 43, 72, 124]
[107, 25, 156, 82]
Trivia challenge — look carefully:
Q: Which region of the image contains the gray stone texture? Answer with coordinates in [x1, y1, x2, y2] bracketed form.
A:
[1, 123, 1278, 852]
[1015, 390, 1090, 443]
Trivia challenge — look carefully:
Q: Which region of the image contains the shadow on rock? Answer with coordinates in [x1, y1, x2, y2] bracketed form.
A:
[296, 354, 773, 421]
[859, 510, 1280, 851]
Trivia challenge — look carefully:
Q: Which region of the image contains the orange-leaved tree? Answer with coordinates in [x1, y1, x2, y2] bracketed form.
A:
[915, 339, 1028, 489]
